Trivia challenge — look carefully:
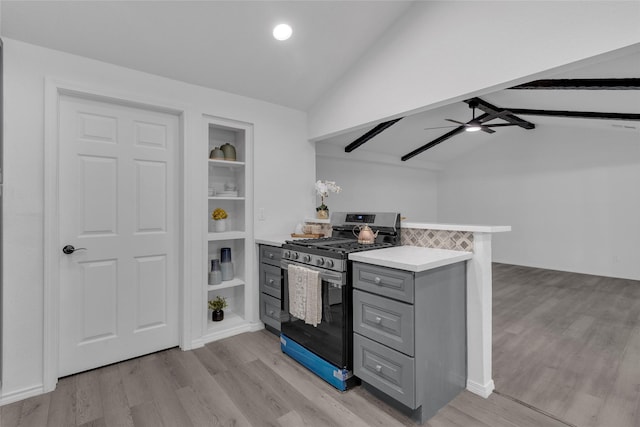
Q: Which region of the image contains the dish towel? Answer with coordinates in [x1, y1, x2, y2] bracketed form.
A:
[288, 264, 322, 327]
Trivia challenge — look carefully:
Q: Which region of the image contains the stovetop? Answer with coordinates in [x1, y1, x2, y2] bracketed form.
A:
[282, 212, 401, 271]
[287, 237, 394, 254]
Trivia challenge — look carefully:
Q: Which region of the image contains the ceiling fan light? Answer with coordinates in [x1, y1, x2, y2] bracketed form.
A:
[466, 123, 482, 132]
[273, 24, 293, 41]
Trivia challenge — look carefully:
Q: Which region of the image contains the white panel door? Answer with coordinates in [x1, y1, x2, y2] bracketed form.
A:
[58, 95, 179, 377]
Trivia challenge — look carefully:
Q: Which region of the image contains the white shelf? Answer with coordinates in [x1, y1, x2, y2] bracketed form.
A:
[202, 115, 253, 346]
[207, 231, 246, 241]
[208, 159, 245, 167]
[206, 310, 246, 333]
[207, 277, 245, 291]
[208, 196, 245, 201]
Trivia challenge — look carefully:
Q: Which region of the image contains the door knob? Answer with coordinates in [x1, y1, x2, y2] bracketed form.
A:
[62, 245, 87, 255]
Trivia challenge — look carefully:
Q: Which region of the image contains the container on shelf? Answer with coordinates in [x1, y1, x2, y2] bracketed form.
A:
[221, 247, 234, 281]
[209, 259, 222, 286]
[214, 218, 228, 232]
[220, 143, 236, 161]
[210, 147, 225, 160]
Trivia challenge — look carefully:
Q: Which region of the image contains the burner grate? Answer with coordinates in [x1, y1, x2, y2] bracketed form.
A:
[315, 241, 394, 253]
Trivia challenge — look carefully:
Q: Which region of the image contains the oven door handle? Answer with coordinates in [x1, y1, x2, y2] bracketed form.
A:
[281, 260, 344, 287]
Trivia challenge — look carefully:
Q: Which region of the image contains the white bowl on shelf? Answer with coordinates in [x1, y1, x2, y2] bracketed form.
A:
[217, 191, 238, 197]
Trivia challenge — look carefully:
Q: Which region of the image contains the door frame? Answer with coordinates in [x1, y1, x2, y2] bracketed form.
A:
[43, 78, 190, 392]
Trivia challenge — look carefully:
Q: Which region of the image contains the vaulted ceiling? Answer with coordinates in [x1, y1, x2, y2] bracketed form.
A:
[319, 51, 640, 164]
[2, 1, 638, 165]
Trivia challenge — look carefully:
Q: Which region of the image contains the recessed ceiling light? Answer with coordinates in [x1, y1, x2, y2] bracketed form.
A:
[273, 24, 292, 41]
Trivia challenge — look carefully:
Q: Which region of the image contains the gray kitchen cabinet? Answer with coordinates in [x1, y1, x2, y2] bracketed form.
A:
[259, 244, 283, 334]
[352, 261, 466, 424]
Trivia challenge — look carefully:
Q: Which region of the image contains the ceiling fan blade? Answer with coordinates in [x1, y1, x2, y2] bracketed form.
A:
[480, 126, 496, 134]
[445, 118, 466, 125]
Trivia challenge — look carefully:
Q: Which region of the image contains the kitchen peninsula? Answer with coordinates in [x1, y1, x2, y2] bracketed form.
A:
[255, 220, 511, 400]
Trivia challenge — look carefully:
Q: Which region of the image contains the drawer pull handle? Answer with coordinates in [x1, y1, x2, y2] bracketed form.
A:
[375, 364, 382, 373]
[374, 277, 381, 285]
[269, 253, 274, 259]
[268, 310, 275, 315]
[374, 316, 382, 324]
[268, 279, 275, 285]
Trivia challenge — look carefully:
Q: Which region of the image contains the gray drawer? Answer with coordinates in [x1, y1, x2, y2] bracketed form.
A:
[354, 333, 415, 409]
[260, 293, 283, 331]
[260, 263, 282, 298]
[353, 290, 414, 356]
[260, 245, 282, 266]
[353, 262, 414, 303]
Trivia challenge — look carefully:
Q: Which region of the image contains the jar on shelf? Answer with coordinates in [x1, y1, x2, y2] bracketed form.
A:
[210, 147, 224, 160]
[220, 143, 236, 161]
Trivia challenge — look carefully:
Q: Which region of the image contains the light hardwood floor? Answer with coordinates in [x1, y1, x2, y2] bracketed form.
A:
[492, 263, 640, 427]
[2, 263, 638, 426]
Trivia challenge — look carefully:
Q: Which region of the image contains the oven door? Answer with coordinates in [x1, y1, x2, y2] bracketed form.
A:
[280, 260, 351, 369]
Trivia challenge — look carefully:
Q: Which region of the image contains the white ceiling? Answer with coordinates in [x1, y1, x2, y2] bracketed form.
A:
[2, 0, 638, 165]
[0, 0, 413, 110]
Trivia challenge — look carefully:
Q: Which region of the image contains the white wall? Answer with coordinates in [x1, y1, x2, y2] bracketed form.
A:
[316, 144, 438, 221]
[309, 1, 640, 140]
[1, 38, 314, 402]
[437, 124, 640, 280]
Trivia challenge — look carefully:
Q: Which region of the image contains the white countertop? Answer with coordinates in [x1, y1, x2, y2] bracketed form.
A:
[349, 246, 473, 272]
[402, 221, 511, 233]
[254, 235, 289, 247]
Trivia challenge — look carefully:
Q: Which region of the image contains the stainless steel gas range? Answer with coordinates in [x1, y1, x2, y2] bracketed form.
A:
[280, 212, 401, 390]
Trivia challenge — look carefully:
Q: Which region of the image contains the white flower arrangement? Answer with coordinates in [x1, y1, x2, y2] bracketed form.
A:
[315, 180, 341, 211]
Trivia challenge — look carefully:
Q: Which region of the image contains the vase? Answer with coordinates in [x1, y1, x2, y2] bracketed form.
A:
[317, 209, 329, 219]
[214, 218, 227, 232]
[211, 310, 224, 322]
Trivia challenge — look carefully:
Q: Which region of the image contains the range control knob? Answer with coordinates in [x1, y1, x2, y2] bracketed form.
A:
[283, 251, 290, 259]
[325, 259, 334, 268]
[316, 258, 325, 266]
[291, 252, 299, 260]
[303, 255, 311, 263]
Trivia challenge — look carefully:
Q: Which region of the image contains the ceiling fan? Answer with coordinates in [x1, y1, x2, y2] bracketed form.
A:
[424, 100, 521, 134]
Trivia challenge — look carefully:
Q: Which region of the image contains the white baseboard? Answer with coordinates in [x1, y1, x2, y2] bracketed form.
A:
[466, 378, 495, 398]
[248, 322, 265, 333]
[0, 384, 45, 406]
[193, 321, 266, 348]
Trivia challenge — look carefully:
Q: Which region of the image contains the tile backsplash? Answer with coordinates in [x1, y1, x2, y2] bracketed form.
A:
[401, 228, 474, 252]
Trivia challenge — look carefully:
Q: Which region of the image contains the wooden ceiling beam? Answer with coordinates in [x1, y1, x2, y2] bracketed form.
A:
[401, 126, 466, 161]
[506, 109, 640, 121]
[465, 98, 536, 130]
[344, 117, 403, 153]
[509, 78, 640, 90]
